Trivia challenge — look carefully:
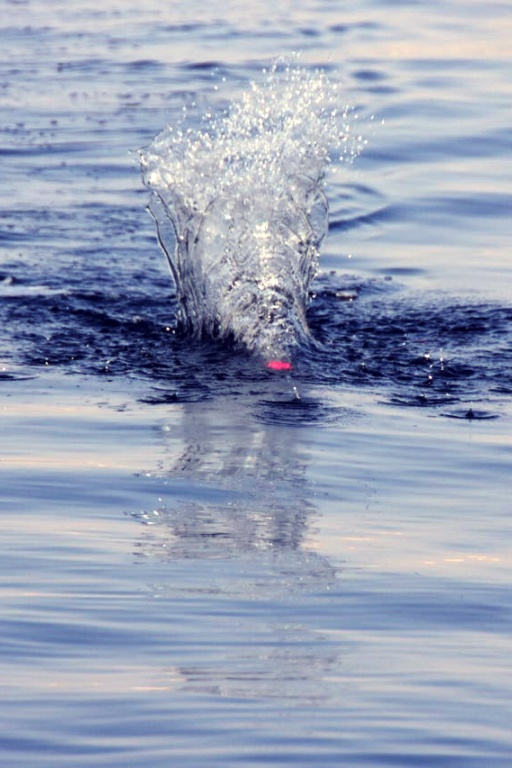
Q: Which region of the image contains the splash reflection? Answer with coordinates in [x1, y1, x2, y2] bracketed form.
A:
[134, 379, 353, 703]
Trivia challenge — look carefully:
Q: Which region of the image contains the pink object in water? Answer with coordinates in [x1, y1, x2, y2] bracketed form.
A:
[266, 360, 293, 371]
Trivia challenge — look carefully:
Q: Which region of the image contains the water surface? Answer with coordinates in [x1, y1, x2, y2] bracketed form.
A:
[1, 0, 512, 765]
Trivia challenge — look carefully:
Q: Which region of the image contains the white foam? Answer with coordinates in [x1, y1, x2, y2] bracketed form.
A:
[140, 61, 362, 361]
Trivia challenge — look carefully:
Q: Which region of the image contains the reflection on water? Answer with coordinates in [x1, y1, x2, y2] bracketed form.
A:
[132, 379, 355, 702]
[140, 386, 340, 564]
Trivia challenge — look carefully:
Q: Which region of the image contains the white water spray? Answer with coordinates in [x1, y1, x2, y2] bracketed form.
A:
[140, 62, 362, 363]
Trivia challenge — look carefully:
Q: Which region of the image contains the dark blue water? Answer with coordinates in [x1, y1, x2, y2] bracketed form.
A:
[1, 1, 512, 765]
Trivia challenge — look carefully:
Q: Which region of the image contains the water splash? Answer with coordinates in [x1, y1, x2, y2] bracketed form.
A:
[140, 62, 362, 363]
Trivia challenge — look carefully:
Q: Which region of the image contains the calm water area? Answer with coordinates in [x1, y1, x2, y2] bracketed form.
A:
[1, 0, 512, 765]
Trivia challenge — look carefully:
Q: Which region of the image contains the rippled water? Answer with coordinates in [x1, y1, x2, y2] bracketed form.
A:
[1, 1, 512, 765]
